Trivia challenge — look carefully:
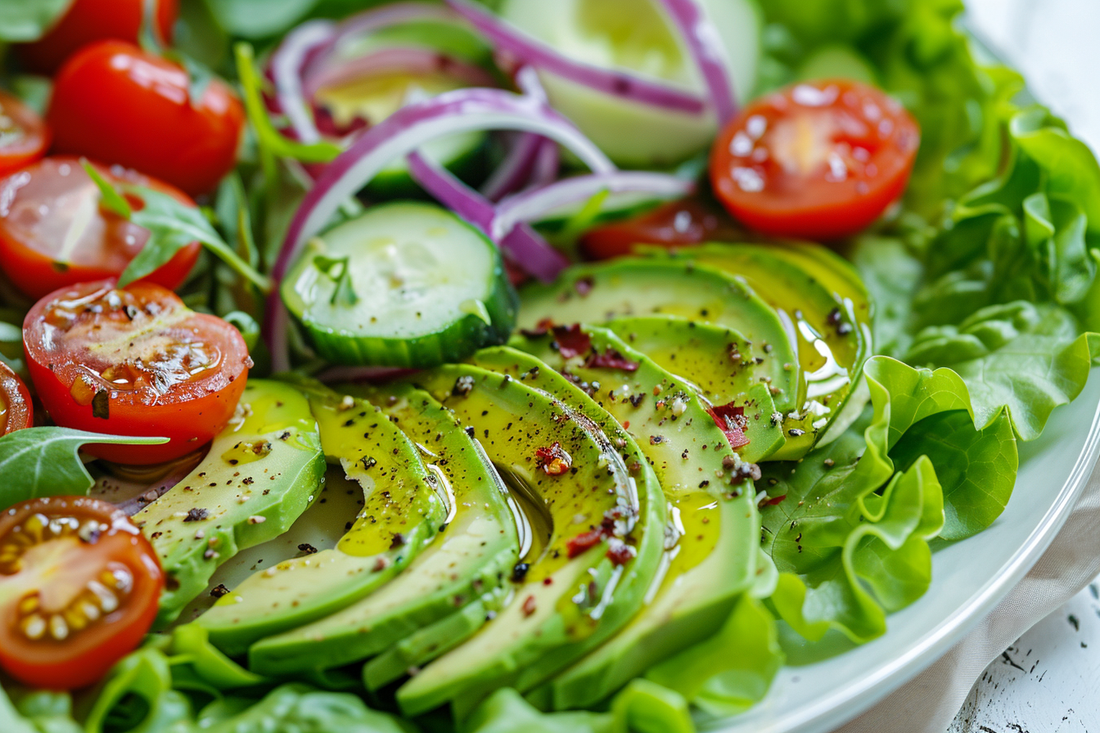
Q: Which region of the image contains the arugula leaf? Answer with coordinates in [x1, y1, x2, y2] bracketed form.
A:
[0, 0, 72, 42]
[0, 428, 167, 511]
[206, 0, 321, 40]
[81, 160, 133, 218]
[313, 254, 360, 306]
[905, 302, 1100, 440]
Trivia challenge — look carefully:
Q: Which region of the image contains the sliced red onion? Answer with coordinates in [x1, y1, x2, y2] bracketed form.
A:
[302, 46, 499, 100]
[266, 87, 614, 366]
[270, 19, 337, 145]
[407, 150, 568, 281]
[445, 0, 706, 114]
[479, 131, 544, 201]
[528, 137, 560, 189]
[491, 171, 696, 240]
[658, 0, 738, 124]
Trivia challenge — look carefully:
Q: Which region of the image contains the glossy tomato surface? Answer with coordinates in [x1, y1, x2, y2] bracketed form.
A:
[0, 361, 33, 435]
[0, 91, 50, 178]
[24, 281, 252, 464]
[580, 199, 743, 260]
[18, 0, 178, 74]
[47, 41, 244, 196]
[710, 79, 920, 240]
[0, 157, 201, 300]
[0, 496, 163, 689]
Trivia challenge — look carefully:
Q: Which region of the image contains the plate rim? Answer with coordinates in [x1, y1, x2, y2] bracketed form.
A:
[710, 384, 1100, 733]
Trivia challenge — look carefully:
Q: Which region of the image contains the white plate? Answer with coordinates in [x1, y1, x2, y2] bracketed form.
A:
[712, 373, 1100, 733]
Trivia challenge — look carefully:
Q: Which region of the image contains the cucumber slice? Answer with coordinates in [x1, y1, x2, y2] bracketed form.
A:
[282, 201, 518, 367]
[498, 0, 762, 167]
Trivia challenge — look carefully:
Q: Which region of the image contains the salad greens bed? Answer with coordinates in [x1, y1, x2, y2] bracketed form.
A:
[2, 0, 1100, 731]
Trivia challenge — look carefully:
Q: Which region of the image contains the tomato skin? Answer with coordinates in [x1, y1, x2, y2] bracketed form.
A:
[17, 0, 178, 75]
[0, 157, 202, 300]
[0, 91, 51, 178]
[24, 281, 252, 464]
[579, 199, 742, 260]
[710, 79, 920, 241]
[0, 361, 33, 435]
[0, 496, 163, 689]
[47, 41, 244, 196]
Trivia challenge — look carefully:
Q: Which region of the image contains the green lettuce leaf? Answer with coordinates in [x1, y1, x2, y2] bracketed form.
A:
[0, 0, 72, 42]
[199, 685, 408, 733]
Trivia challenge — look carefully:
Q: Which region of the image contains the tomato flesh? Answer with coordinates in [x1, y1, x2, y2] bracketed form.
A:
[47, 41, 244, 196]
[0, 497, 163, 689]
[0, 91, 50, 179]
[710, 79, 920, 240]
[24, 281, 253, 464]
[580, 199, 742, 260]
[18, 0, 178, 74]
[0, 361, 33, 435]
[0, 157, 202, 300]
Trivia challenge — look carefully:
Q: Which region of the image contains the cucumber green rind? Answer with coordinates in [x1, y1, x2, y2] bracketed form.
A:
[516, 258, 799, 413]
[506, 329, 761, 709]
[246, 383, 519, 677]
[281, 201, 518, 368]
[136, 381, 327, 626]
[198, 387, 446, 658]
[394, 363, 665, 718]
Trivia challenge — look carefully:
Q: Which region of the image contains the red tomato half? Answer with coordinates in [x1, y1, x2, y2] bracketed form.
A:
[0, 91, 50, 178]
[24, 281, 252, 464]
[17, 0, 178, 75]
[0, 157, 202, 300]
[579, 199, 742, 260]
[710, 79, 920, 240]
[0, 361, 33, 435]
[0, 496, 163, 689]
[47, 41, 244, 196]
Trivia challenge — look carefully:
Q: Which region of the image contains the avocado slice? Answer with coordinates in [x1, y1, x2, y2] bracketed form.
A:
[517, 258, 799, 413]
[648, 244, 870, 458]
[603, 316, 786, 463]
[134, 380, 327, 625]
[507, 328, 761, 710]
[394, 364, 665, 718]
[197, 386, 447, 657]
[246, 383, 519, 678]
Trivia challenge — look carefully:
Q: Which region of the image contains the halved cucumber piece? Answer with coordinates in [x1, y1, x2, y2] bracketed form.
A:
[504, 328, 761, 709]
[197, 385, 447, 657]
[282, 202, 517, 368]
[497, 0, 762, 167]
[604, 315, 786, 462]
[517, 258, 799, 412]
[247, 383, 519, 677]
[395, 364, 665, 718]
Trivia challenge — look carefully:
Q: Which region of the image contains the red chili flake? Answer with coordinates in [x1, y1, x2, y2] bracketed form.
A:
[574, 276, 595, 296]
[762, 494, 787, 506]
[566, 528, 605, 558]
[584, 348, 639, 371]
[520, 318, 556, 338]
[536, 442, 572, 475]
[552, 324, 592, 358]
[709, 402, 751, 450]
[522, 595, 537, 617]
[605, 539, 637, 566]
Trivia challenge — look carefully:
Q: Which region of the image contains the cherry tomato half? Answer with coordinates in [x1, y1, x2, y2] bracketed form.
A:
[0, 361, 33, 435]
[47, 41, 244, 196]
[0, 91, 50, 178]
[710, 79, 920, 241]
[579, 199, 743, 260]
[0, 157, 202, 301]
[17, 0, 178, 75]
[0, 496, 163, 689]
[24, 280, 253, 464]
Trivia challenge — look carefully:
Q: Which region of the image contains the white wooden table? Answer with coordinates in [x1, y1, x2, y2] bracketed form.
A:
[949, 1, 1100, 730]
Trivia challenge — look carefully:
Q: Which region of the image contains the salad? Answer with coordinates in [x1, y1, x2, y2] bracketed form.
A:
[0, 0, 1097, 731]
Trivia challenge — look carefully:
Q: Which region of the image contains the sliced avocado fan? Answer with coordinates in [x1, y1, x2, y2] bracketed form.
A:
[506, 328, 762, 710]
[247, 383, 519, 678]
[198, 382, 447, 657]
[135, 380, 327, 626]
[394, 363, 665, 719]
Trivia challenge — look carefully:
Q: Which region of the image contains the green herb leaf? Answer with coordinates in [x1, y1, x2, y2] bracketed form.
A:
[0, 428, 168, 511]
[81, 159, 133, 219]
[222, 311, 261, 352]
[0, 0, 72, 42]
[313, 254, 359, 307]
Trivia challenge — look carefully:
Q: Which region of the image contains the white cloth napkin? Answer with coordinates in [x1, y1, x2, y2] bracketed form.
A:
[835, 460, 1100, 732]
